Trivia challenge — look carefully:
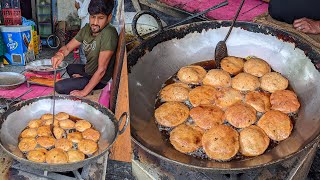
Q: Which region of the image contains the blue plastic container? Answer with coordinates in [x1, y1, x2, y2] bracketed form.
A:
[0, 25, 34, 65]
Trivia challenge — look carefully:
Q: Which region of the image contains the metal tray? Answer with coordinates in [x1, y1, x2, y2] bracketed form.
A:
[0, 72, 26, 90]
[26, 59, 68, 75]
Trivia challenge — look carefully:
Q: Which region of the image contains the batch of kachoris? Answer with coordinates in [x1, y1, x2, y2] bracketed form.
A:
[18, 112, 101, 164]
[155, 56, 301, 161]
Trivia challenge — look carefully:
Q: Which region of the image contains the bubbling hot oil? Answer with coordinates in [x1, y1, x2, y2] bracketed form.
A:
[154, 60, 299, 161]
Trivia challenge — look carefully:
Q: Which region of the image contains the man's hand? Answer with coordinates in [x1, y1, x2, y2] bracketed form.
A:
[70, 89, 89, 97]
[51, 52, 64, 69]
[293, 18, 320, 34]
[75, 2, 80, 9]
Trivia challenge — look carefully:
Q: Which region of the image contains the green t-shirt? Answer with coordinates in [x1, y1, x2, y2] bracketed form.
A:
[75, 24, 118, 84]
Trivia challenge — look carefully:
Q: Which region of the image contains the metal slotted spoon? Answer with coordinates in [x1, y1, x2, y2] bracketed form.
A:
[214, 0, 245, 67]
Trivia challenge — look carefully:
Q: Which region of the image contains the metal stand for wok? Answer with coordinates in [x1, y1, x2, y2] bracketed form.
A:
[10, 152, 109, 180]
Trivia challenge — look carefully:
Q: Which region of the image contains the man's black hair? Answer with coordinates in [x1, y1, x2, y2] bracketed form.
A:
[88, 0, 114, 16]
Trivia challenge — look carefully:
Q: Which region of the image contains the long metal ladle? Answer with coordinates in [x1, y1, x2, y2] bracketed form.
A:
[214, 0, 245, 68]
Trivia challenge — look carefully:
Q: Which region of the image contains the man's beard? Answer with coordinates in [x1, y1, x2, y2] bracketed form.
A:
[90, 25, 101, 34]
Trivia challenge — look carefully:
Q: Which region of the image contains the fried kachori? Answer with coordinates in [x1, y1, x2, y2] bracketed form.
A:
[37, 136, 56, 149]
[160, 82, 190, 102]
[18, 138, 37, 152]
[190, 105, 224, 129]
[221, 56, 244, 75]
[257, 110, 292, 141]
[67, 132, 83, 143]
[82, 128, 101, 142]
[41, 113, 54, 120]
[225, 103, 257, 128]
[55, 138, 73, 151]
[169, 124, 204, 153]
[55, 112, 70, 120]
[75, 120, 92, 132]
[53, 127, 65, 139]
[154, 102, 189, 127]
[202, 124, 239, 161]
[20, 128, 37, 138]
[245, 91, 271, 113]
[232, 73, 260, 91]
[27, 150, 46, 163]
[46, 148, 68, 164]
[28, 119, 43, 128]
[177, 65, 207, 84]
[239, 125, 270, 156]
[202, 69, 231, 88]
[188, 85, 220, 107]
[67, 150, 85, 163]
[37, 125, 52, 137]
[216, 88, 243, 109]
[243, 58, 271, 77]
[270, 90, 300, 113]
[59, 119, 76, 129]
[260, 72, 288, 93]
[78, 139, 98, 155]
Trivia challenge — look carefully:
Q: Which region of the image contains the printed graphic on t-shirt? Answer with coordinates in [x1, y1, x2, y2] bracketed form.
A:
[83, 40, 96, 52]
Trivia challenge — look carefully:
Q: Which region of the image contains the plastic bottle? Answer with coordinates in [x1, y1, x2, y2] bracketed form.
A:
[98, 80, 112, 108]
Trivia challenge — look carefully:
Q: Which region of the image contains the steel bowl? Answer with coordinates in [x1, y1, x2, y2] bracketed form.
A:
[26, 59, 68, 75]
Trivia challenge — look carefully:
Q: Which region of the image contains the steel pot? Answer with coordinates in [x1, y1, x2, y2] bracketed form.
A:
[0, 95, 129, 172]
[128, 21, 320, 172]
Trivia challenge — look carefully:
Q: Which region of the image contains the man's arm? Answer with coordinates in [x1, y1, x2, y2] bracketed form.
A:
[51, 38, 81, 69]
[70, 50, 114, 97]
[77, 0, 90, 19]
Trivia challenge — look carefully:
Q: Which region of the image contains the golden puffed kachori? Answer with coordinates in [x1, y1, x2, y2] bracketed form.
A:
[270, 90, 300, 113]
[75, 120, 92, 132]
[243, 58, 271, 77]
[257, 110, 293, 141]
[59, 119, 76, 129]
[239, 125, 270, 156]
[27, 150, 46, 163]
[225, 103, 257, 128]
[37, 136, 56, 149]
[37, 125, 52, 137]
[169, 124, 204, 153]
[160, 83, 190, 102]
[18, 138, 37, 152]
[53, 127, 65, 139]
[46, 148, 68, 164]
[41, 113, 54, 120]
[245, 91, 271, 113]
[67, 150, 85, 163]
[43, 118, 53, 126]
[35, 147, 48, 154]
[232, 73, 260, 91]
[220, 56, 245, 75]
[55, 112, 70, 120]
[216, 88, 243, 109]
[28, 119, 43, 129]
[260, 72, 288, 93]
[154, 102, 189, 127]
[55, 138, 73, 151]
[202, 124, 239, 161]
[20, 128, 37, 138]
[188, 85, 220, 107]
[177, 65, 207, 84]
[202, 69, 231, 88]
[78, 139, 98, 155]
[82, 128, 101, 142]
[190, 105, 224, 129]
[67, 132, 83, 143]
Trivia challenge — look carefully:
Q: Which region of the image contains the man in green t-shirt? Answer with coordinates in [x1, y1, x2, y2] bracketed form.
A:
[51, 0, 118, 97]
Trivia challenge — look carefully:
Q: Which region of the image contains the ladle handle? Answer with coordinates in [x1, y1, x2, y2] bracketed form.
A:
[223, 0, 245, 42]
[118, 112, 129, 135]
